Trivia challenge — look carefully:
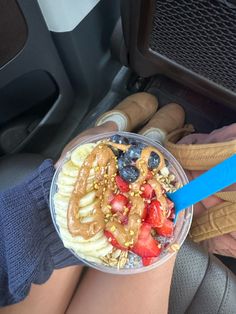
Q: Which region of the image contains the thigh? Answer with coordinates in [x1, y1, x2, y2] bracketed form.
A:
[0, 266, 83, 314]
[67, 256, 175, 314]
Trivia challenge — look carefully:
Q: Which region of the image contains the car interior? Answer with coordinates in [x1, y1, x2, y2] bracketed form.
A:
[0, 0, 236, 313]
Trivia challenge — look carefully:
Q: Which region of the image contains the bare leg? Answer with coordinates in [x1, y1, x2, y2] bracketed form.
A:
[0, 266, 83, 314]
[67, 256, 176, 314]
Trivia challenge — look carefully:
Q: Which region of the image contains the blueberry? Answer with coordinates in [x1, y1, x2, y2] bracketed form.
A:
[125, 144, 145, 161]
[119, 165, 140, 183]
[110, 134, 129, 145]
[148, 152, 160, 170]
[129, 140, 146, 148]
[118, 154, 131, 169]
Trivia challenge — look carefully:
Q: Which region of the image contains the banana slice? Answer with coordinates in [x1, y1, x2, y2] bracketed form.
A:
[54, 141, 116, 265]
[80, 215, 95, 223]
[56, 215, 68, 229]
[86, 183, 94, 193]
[57, 183, 74, 196]
[63, 235, 110, 252]
[56, 206, 67, 217]
[79, 200, 98, 217]
[58, 172, 77, 186]
[71, 251, 102, 264]
[62, 161, 79, 177]
[79, 190, 96, 207]
[54, 193, 70, 211]
[71, 143, 96, 167]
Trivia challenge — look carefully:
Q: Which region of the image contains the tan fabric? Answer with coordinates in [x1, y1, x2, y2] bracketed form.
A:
[95, 92, 158, 132]
[164, 124, 236, 257]
[165, 125, 236, 171]
[189, 197, 236, 242]
[139, 103, 185, 137]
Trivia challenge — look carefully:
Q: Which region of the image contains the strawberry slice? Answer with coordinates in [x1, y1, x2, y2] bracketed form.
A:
[141, 183, 155, 199]
[155, 219, 174, 237]
[141, 204, 148, 221]
[142, 256, 156, 266]
[167, 198, 174, 210]
[168, 208, 175, 220]
[104, 230, 127, 250]
[131, 223, 162, 257]
[166, 198, 175, 220]
[146, 170, 153, 180]
[110, 194, 129, 213]
[145, 200, 165, 228]
[115, 175, 130, 192]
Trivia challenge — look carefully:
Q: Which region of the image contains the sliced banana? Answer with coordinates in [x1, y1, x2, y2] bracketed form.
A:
[54, 193, 70, 211]
[54, 141, 116, 265]
[57, 183, 74, 196]
[71, 251, 102, 264]
[56, 216, 67, 229]
[79, 201, 98, 217]
[79, 190, 96, 207]
[63, 235, 109, 252]
[80, 215, 95, 223]
[58, 172, 77, 186]
[86, 182, 94, 193]
[62, 160, 79, 177]
[71, 143, 96, 167]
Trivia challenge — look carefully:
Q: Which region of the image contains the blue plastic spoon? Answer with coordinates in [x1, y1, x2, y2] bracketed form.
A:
[167, 154, 236, 222]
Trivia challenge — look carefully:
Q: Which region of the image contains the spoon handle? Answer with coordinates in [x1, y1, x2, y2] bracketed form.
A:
[167, 154, 236, 215]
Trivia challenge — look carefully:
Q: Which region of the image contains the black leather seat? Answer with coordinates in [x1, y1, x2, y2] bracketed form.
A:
[1, 154, 236, 312]
[169, 239, 236, 314]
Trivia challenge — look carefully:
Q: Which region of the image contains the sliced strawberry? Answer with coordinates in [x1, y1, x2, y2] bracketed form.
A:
[145, 200, 165, 228]
[168, 207, 175, 220]
[115, 175, 130, 192]
[141, 204, 148, 221]
[142, 256, 156, 266]
[141, 183, 155, 199]
[166, 198, 175, 220]
[131, 223, 162, 257]
[118, 213, 129, 224]
[127, 202, 132, 210]
[155, 219, 174, 237]
[104, 230, 127, 250]
[110, 194, 128, 213]
[146, 170, 154, 180]
[167, 198, 174, 210]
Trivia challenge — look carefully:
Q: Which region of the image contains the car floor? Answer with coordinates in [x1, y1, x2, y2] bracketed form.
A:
[76, 69, 236, 136]
[147, 75, 236, 133]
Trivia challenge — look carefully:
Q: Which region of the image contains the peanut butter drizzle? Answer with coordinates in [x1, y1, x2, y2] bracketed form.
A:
[106, 141, 130, 151]
[67, 141, 167, 249]
[67, 144, 117, 238]
[148, 179, 169, 213]
[131, 146, 165, 191]
[105, 195, 145, 247]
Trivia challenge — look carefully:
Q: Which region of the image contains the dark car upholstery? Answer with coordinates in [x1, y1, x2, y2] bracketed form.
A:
[169, 238, 236, 314]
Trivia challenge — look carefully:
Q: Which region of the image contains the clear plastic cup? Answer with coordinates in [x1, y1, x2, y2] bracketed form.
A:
[50, 132, 193, 274]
